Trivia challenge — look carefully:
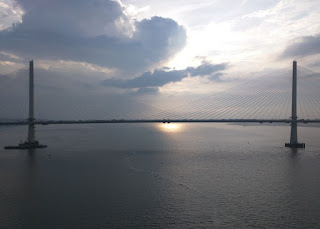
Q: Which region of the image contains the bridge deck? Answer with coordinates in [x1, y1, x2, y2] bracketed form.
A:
[1, 119, 320, 126]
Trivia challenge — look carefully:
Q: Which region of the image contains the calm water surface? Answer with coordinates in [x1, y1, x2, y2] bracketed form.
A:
[0, 123, 320, 228]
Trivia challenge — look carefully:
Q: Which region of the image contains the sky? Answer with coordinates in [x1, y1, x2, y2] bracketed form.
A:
[0, 0, 320, 119]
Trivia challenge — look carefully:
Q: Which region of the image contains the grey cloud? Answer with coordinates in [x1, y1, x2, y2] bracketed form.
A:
[281, 34, 320, 58]
[103, 62, 227, 88]
[134, 16, 186, 64]
[104, 69, 188, 88]
[0, 0, 186, 74]
[15, 0, 129, 38]
[208, 72, 223, 81]
[187, 63, 226, 76]
[135, 87, 160, 95]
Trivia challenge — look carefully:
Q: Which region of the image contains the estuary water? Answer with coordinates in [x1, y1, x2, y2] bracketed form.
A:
[0, 123, 320, 228]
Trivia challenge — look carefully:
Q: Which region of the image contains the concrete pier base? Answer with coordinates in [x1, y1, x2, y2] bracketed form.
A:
[5, 141, 47, 150]
[285, 142, 305, 148]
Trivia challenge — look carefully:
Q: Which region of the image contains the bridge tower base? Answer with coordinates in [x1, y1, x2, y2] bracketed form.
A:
[285, 143, 305, 148]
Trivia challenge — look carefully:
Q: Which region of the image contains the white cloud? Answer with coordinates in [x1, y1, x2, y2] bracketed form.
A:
[0, 0, 23, 30]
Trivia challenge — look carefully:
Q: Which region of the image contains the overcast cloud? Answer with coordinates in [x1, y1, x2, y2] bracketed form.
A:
[281, 34, 320, 59]
[0, 0, 186, 74]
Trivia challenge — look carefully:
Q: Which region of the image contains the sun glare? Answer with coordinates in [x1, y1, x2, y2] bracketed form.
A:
[158, 123, 182, 133]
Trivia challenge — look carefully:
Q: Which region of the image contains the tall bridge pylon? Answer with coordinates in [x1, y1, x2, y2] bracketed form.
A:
[285, 61, 305, 148]
[4, 61, 47, 150]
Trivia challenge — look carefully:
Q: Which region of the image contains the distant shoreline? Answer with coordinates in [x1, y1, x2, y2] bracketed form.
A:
[230, 122, 320, 128]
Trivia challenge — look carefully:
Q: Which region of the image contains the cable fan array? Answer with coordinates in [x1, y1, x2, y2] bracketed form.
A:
[0, 65, 319, 121]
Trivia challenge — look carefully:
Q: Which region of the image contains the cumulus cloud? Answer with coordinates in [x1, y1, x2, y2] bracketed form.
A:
[102, 62, 226, 88]
[281, 34, 320, 58]
[14, 0, 132, 38]
[0, 0, 186, 74]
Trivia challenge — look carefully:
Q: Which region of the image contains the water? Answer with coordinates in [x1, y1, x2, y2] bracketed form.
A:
[0, 123, 320, 228]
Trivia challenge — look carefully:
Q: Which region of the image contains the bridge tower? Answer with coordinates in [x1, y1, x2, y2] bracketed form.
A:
[285, 61, 305, 148]
[4, 60, 47, 150]
[27, 60, 35, 143]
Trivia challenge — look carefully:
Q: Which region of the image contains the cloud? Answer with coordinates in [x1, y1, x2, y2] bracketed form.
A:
[208, 72, 223, 81]
[186, 62, 226, 76]
[0, 51, 22, 62]
[0, 0, 23, 30]
[281, 34, 320, 58]
[102, 62, 226, 88]
[0, 0, 186, 74]
[135, 87, 160, 95]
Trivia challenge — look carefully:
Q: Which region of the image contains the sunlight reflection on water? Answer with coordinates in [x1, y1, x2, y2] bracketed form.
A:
[157, 123, 183, 133]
